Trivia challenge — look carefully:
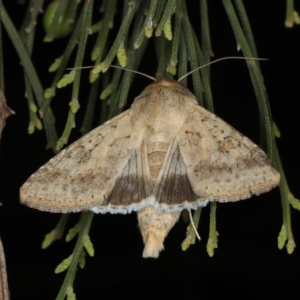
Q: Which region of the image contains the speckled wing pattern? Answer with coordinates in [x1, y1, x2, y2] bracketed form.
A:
[20, 111, 144, 213]
[177, 105, 280, 202]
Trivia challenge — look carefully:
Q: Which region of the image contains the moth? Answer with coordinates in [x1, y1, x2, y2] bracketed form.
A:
[20, 78, 280, 258]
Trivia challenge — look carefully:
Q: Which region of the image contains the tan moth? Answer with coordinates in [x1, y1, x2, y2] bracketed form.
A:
[20, 77, 280, 258]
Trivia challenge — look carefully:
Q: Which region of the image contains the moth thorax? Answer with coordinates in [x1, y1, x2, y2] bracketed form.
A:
[137, 141, 180, 258]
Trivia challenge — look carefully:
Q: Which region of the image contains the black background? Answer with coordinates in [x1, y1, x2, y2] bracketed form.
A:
[1, 1, 300, 299]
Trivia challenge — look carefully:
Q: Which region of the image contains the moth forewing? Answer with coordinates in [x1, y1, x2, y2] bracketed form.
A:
[20, 78, 280, 258]
[177, 105, 280, 201]
[20, 110, 143, 213]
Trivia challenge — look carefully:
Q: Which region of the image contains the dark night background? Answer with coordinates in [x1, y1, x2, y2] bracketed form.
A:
[1, 1, 300, 299]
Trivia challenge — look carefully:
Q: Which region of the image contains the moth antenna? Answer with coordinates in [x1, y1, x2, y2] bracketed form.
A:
[177, 56, 268, 82]
[66, 65, 157, 82]
[110, 65, 157, 81]
[188, 210, 201, 241]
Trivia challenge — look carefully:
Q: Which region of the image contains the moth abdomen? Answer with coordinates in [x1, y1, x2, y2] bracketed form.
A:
[147, 141, 169, 182]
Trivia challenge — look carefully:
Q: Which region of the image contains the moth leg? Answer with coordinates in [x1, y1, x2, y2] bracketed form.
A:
[188, 209, 201, 241]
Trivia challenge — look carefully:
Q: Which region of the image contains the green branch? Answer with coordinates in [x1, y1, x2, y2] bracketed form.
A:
[0, 2, 58, 149]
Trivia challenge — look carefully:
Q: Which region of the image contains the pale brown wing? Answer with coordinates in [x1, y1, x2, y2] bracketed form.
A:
[20, 111, 145, 213]
[177, 105, 280, 203]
